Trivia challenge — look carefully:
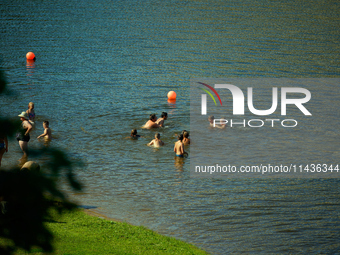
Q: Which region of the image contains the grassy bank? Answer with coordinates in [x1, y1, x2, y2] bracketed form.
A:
[7, 209, 209, 254]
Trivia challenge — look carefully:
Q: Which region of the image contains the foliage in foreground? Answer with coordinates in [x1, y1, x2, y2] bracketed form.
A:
[0, 68, 82, 254]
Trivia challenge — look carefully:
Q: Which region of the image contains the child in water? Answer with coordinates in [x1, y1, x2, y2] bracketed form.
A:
[131, 129, 141, 139]
[148, 133, 164, 147]
[156, 112, 168, 127]
[37, 121, 52, 140]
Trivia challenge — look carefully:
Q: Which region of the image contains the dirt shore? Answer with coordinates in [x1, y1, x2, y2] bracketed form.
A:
[83, 207, 123, 223]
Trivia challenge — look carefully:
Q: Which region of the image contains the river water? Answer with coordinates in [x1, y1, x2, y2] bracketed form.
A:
[1, 0, 339, 254]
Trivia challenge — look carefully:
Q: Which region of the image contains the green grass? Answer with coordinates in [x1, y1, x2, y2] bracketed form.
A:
[8, 209, 209, 255]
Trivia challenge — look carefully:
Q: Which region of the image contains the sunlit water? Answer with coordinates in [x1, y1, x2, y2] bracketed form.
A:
[1, 0, 340, 254]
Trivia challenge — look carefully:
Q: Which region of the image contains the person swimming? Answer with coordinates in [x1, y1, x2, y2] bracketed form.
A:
[148, 132, 164, 147]
[156, 112, 167, 127]
[143, 114, 160, 129]
[130, 129, 141, 139]
[208, 115, 226, 129]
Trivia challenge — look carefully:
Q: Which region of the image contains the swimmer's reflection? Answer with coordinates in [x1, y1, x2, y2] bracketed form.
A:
[174, 155, 186, 172]
[43, 138, 52, 148]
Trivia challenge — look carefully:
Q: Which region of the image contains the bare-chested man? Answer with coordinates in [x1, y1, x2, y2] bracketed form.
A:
[174, 134, 188, 157]
[156, 112, 167, 127]
[143, 114, 160, 129]
[148, 133, 164, 147]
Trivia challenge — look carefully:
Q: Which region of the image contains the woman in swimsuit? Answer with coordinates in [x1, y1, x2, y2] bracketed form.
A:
[26, 102, 35, 126]
[0, 134, 8, 167]
[18, 112, 33, 156]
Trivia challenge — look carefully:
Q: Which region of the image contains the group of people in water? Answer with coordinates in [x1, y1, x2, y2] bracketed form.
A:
[131, 113, 225, 158]
[0, 102, 52, 167]
[0, 105, 229, 167]
[131, 112, 190, 158]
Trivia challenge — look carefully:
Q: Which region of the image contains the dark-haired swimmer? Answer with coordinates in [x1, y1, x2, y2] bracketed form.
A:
[174, 134, 188, 157]
[130, 129, 140, 139]
[143, 114, 160, 129]
[156, 112, 167, 127]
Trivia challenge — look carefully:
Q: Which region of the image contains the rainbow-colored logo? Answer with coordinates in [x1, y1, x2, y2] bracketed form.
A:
[198, 82, 223, 115]
[198, 82, 223, 106]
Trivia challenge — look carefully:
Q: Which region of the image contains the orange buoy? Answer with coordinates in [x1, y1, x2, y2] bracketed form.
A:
[26, 52, 36, 60]
[167, 91, 176, 100]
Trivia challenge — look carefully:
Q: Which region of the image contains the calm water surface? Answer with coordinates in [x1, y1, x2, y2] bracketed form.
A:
[1, 0, 340, 254]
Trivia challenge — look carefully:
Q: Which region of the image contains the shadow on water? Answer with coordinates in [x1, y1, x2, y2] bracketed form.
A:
[78, 205, 98, 210]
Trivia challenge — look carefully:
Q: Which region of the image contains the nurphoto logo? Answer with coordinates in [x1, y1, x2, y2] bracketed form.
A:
[198, 82, 312, 128]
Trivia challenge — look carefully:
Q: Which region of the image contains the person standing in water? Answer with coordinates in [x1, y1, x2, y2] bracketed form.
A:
[148, 132, 164, 147]
[182, 131, 190, 145]
[37, 121, 52, 140]
[26, 102, 35, 126]
[174, 134, 188, 157]
[17, 112, 33, 156]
